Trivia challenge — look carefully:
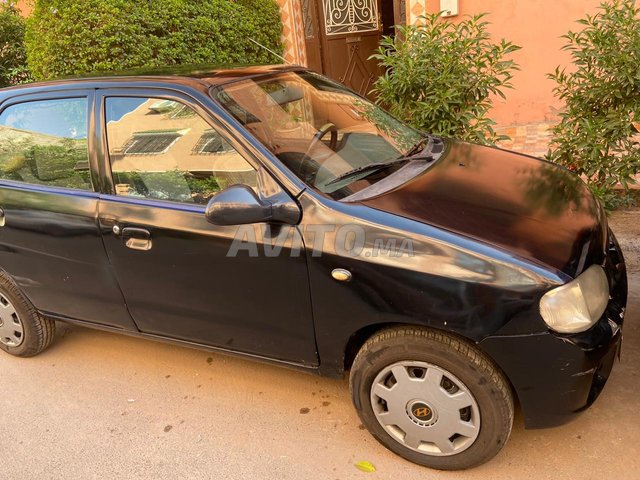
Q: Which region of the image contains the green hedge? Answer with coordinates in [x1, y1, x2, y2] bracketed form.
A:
[25, 0, 283, 81]
[0, 2, 31, 87]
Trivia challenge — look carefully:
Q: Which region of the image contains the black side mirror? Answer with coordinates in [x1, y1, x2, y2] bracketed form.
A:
[205, 184, 300, 226]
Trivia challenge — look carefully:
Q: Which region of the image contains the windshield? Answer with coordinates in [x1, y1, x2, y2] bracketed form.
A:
[211, 71, 425, 200]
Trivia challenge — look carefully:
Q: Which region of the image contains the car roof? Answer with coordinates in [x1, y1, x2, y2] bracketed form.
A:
[0, 64, 305, 97]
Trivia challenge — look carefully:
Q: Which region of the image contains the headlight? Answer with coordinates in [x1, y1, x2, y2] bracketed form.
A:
[539, 264, 609, 333]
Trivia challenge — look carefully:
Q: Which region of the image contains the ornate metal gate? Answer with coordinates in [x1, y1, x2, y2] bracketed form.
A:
[323, 0, 379, 35]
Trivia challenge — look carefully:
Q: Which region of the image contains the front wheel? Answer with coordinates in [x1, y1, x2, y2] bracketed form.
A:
[349, 327, 513, 470]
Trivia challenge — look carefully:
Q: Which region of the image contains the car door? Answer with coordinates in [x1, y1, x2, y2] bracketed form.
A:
[95, 88, 318, 365]
[0, 90, 135, 329]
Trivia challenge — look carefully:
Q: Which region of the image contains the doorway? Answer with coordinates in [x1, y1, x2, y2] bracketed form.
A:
[300, 0, 404, 97]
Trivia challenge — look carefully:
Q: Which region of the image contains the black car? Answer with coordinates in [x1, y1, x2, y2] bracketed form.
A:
[0, 66, 626, 470]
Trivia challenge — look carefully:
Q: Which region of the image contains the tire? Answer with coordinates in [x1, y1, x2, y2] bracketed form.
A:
[349, 327, 513, 470]
[0, 271, 55, 357]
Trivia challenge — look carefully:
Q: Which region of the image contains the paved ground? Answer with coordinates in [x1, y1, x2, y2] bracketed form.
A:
[1, 211, 639, 479]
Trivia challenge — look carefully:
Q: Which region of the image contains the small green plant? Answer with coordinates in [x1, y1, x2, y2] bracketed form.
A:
[547, 0, 640, 209]
[371, 13, 520, 145]
[0, 2, 32, 87]
[25, 0, 283, 81]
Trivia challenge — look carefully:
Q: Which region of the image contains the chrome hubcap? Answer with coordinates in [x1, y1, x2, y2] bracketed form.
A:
[370, 361, 480, 456]
[0, 294, 24, 347]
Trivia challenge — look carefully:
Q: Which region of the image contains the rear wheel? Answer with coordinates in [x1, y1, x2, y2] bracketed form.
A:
[349, 327, 513, 470]
[0, 272, 55, 357]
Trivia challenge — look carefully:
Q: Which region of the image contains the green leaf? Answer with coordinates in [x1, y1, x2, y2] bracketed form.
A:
[354, 461, 376, 473]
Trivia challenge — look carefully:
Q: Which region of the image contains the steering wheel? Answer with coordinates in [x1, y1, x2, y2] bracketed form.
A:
[296, 123, 338, 184]
[307, 123, 338, 154]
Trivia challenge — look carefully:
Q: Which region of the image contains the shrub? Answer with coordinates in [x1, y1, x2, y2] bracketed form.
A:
[0, 2, 32, 87]
[547, 0, 640, 209]
[371, 13, 520, 145]
[25, 0, 283, 81]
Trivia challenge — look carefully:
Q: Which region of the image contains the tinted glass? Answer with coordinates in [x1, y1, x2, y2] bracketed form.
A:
[0, 98, 91, 190]
[212, 71, 425, 201]
[105, 97, 255, 205]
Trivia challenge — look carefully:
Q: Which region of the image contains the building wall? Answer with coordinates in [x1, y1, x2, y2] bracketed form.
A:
[408, 0, 603, 125]
[15, 0, 32, 16]
[277, 0, 307, 65]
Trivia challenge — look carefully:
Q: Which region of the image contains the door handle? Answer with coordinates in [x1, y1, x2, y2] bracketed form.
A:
[121, 227, 152, 251]
[0, 207, 5, 227]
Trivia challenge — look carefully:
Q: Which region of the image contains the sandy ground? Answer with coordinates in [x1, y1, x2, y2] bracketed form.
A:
[1, 211, 639, 480]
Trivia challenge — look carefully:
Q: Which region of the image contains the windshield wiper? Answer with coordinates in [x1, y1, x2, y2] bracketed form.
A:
[325, 158, 413, 187]
[401, 135, 434, 158]
[324, 136, 438, 188]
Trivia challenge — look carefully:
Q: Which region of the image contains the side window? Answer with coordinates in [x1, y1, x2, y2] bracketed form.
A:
[0, 98, 91, 190]
[105, 97, 256, 205]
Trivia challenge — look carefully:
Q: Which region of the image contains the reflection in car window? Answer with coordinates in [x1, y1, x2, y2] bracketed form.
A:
[212, 72, 424, 201]
[0, 98, 92, 190]
[105, 98, 256, 205]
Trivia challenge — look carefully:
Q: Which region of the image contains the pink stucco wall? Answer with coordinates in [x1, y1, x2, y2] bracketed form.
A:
[420, 0, 604, 125]
[15, 1, 32, 16]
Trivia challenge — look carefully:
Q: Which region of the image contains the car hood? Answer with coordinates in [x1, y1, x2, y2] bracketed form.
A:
[359, 140, 606, 277]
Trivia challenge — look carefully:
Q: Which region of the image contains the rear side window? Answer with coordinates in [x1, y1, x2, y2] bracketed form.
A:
[0, 98, 92, 190]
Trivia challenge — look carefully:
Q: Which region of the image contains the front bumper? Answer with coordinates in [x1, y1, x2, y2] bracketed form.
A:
[479, 231, 627, 429]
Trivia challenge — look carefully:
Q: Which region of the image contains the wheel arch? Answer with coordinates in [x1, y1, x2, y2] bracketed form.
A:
[343, 322, 520, 409]
[344, 322, 477, 372]
[0, 267, 41, 308]
[343, 322, 399, 372]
